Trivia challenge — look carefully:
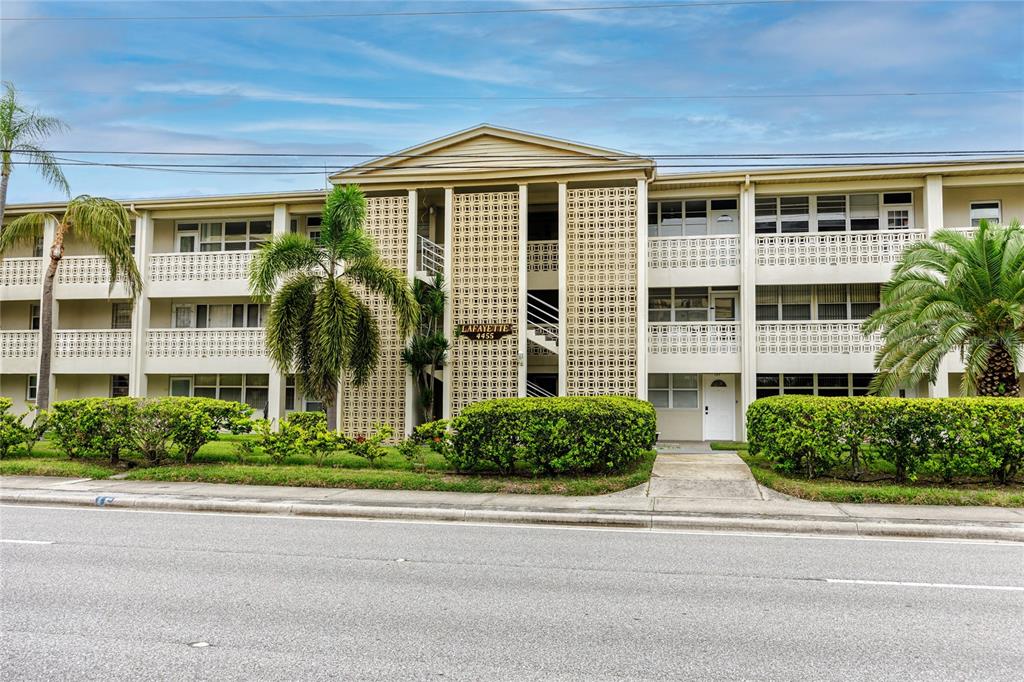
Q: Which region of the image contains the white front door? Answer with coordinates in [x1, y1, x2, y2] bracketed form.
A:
[702, 375, 735, 441]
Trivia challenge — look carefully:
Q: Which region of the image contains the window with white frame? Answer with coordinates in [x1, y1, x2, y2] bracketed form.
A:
[758, 192, 913, 233]
[306, 215, 322, 242]
[884, 192, 913, 229]
[970, 201, 1001, 227]
[756, 373, 873, 399]
[26, 375, 37, 401]
[169, 377, 192, 397]
[192, 374, 269, 411]
[175, 218, 272, 253]
[814, 284, 881, 320]
[648, 373, 699, 409]
[647, 198, 738, 237]
[110, 374, 130, 397]
[285, 375, 296, 411]
[756, 285, 811, 321]
[111, 302, 133, 329]
[172, 303, 267, 328]
[649, 287, 710, 322]
[29, 303, 40, 330]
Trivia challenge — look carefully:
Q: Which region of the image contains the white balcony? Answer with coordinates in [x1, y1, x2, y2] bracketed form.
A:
[0, 330, 40, 373]
[146, 328, 268, 373]
[647, 236, 740, 286]
[756, 230, 926, 285]
[0, 257, 42, 300]
[756, 321, 882, 373]
[53, 329, 133, 373]
[53, 256, 133, 299]
[148, 251, 255, 296]
[647, 322, 741, 373]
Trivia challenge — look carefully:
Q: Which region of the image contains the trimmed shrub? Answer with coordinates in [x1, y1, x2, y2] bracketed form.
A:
[50, 398, 137, 464]
[747, 396, 1024, 483]
[448, 396, 656, 476]
[284, 411, 327, 433]
[0, 398, 26, 460]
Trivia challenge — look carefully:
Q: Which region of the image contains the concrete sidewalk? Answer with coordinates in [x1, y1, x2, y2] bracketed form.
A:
[3, 470, 1023, 542]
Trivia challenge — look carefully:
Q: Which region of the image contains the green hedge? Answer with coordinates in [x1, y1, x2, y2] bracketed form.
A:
[747, 396, 1024, 483]
[50, 397, 252, 465]
[447, 396, 656, 475]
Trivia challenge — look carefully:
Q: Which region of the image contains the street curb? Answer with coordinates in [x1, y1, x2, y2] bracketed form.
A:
[3, 490, 1023, 542]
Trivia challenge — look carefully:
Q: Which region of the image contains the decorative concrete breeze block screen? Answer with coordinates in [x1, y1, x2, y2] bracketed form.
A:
[566, 187, 638, 396]
[449, 191, 520, 416]
[339, 196, 408, 439]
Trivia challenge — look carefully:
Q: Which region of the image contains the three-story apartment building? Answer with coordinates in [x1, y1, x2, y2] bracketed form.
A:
[2, 125, 1022, 440]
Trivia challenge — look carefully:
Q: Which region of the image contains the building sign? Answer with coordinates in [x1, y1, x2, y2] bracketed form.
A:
[458, 323, 514, 340]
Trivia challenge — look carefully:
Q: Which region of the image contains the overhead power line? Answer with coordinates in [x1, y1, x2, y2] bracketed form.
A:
[8, 148, 1024, 160]
[1, 1, 799, 22]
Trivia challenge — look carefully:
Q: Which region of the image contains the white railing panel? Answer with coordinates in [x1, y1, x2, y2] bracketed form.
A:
[54, 329, 133, 358]
[0, 257, 43, 288]
[756, 230, 926, 268]
[756, 321, 882, 355]
[147, 328, 267, 358]
[0, 330, 40, 357]
[416, 236, 444, 278]
[648, 235, 739, 269]
[57, 256, 123, 286]
[149, 251, 255, 283]
[526, 240, 558, 272]
[647, 322, 740, 355]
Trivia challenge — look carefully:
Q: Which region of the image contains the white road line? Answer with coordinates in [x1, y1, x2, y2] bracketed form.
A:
[2, 503, 1021, 547]
[826, 578, 1024, 592]
[0, 539, 54, 545]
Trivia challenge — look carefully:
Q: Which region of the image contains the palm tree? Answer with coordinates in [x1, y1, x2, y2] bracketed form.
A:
[249, 184, 419, 430]
[863, 219, 1024, 397]
[401, 273, 448, 423]
[0, 196, 142, 408]
[0, 82, 70, 223]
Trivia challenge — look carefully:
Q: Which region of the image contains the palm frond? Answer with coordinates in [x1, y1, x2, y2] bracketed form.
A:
[344, 256, 420, 337]
[248, 233, 325, 298]
[0, 212, 52, 255]
[264, 272, 319, 374]
[321, 184, 367, 250]
[64, 196, 142, 298]
[12, 142, 69, 196]
[346, 297, 380, 387]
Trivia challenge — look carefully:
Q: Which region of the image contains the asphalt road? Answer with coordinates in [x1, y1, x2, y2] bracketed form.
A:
[2, 505, 1022, 681]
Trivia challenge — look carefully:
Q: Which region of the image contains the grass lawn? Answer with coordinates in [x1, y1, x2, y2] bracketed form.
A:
[0, 437, 655, 496]
[724, 446, 1024, 507]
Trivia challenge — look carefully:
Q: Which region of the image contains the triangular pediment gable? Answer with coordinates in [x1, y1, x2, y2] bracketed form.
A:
[330, 124, 652, 184]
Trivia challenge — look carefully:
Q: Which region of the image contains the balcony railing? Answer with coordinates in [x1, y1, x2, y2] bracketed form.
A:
[756, 230, 926, 268]
[54, 329, 133, 358]
[146, 328, 267, 358]
[648, 235, 739, 269]
[0, 257, 43, 288]
[0, 330, 40, 357]
[149, 251, 255, 283]
[648, 322, 740, 355]
[416, 235, 443, 278]
[56, 256, 127, 286]
[527, 240, 558, 272]
[756, 321, 882, 355]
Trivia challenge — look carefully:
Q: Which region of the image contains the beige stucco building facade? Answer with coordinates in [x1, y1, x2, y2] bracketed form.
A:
[2, 125, 1023, 441]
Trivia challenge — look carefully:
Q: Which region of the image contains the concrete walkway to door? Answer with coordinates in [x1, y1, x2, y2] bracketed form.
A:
[647, 442, 764, 500]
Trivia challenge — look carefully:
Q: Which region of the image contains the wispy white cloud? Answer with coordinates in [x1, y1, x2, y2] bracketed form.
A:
[339, 38, 538, 86]
[230, 118, 437, 138]
[135, 81, 418, 110]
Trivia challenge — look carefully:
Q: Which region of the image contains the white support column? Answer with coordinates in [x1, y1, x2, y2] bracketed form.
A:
[518, 184, 528, 397]
[557, 182, 568, 397]
[267, 203, 291, 424]
[129, 210, 153, 398]
[636, 178, 649, 400]
[923, 175, 950, 397]
[738, 179, 758, 439]
[441, 187, 454, 418]
[405, 189, 418, 434]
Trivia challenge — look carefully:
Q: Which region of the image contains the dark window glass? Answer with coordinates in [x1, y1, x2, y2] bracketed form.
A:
[247, 303, 261, 328]
[818, 303, 847, 320]
[232, 304, 245, 328]
[756, 389, 780, 399]
[110, 374, 130, 397]
[756, 374, 780, 388]
[852, 374, 874, 388]
[710, 199, 737, 211]
[818, 389, 849, 397]
[755, 305, 779, 321]
[883, 192, 912, 204]
[249, 220, 271, 235]
[818, 374, 848, 388]
[783, 374, 813, 388]
[196, 305, 208, 329]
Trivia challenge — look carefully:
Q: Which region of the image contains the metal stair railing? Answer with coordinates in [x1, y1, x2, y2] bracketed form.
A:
[417, 235, 444, 278]
[526, 293, 559, 345]
[526, 380, 556, 398]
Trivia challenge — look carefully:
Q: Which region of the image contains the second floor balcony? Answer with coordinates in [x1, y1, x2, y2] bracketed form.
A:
[647, 235, 740, 286]
[145, 327, 268, 373]
[0, 329, 132, 373]
[148, 251, 256, 296]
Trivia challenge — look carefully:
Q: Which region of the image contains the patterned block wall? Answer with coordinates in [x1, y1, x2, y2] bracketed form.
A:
[449, 191, 520, 415]
[339, 196, 408, 438]
[566, 187, 638, 396]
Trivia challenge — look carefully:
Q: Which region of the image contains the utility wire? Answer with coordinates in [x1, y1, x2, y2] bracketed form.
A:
[1, 1, 801, 22]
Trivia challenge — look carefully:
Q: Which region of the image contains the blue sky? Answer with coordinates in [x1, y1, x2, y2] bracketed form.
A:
[3, 0, 1022, 203]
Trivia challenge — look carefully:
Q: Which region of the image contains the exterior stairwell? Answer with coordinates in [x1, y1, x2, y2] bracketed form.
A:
[415, 234, 443, 284]
[526, 293, 559, 354]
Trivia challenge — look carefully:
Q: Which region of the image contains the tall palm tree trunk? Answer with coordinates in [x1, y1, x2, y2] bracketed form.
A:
[978, 344, 1020, 397]
[0, 167, 10, 224]
[35, 224, 65, 409]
